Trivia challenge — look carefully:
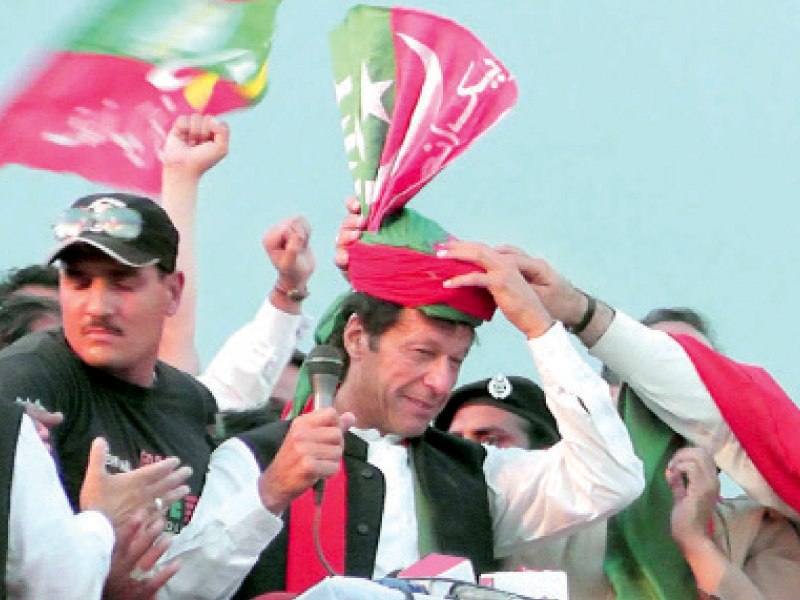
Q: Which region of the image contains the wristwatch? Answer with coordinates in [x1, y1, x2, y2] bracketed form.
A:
[275, 282, 309, 302]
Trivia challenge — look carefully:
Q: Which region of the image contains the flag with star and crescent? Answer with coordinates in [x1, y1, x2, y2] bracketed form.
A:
[330, 5, 518, 231]
[0, 0, 282, 195]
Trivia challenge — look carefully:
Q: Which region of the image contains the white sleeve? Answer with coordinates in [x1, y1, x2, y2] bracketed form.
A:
[198, 298, 312, 412]
[488, 323, 644, 558]
[590, 312, 797, 521]
[158, 438, 284, 600]
[7, 416, 114, 600]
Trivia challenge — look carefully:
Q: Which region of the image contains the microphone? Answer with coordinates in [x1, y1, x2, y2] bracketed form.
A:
[304, 344, 345, 504]
[306, 344, 345, 412]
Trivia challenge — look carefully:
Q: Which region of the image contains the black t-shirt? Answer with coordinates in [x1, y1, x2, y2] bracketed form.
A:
[0, 330, 216, 533]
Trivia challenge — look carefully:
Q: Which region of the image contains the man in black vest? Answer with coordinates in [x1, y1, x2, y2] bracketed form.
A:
[161, 235, 645, 600]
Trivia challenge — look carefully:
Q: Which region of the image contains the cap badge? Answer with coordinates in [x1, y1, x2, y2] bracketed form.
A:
[86, 197, 127, 213]
[487, 374, 512, 400]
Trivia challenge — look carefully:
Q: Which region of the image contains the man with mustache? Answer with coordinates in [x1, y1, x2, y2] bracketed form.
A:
[0, 189, 313, 598]
[0, 193, 212, 532]
[0, 193, 215, 597]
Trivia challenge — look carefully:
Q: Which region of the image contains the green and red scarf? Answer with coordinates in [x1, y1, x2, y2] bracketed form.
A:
[605, 332, 800, 600]
[674, 333, 800, 514]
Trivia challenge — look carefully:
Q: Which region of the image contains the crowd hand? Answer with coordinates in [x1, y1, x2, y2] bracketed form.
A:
[438, 240, 555, 339]
[103, 511, 180, 600]
[265, 216, 315, 305]
[667, 446, 720, 550]
[491, 246, 587, 325]
[79, 437, 192, 528]
[162, 113, 230, 178]
[258, 409, 356, 515]
[24, 403, 63, 454]
[333, 196, 367, 278]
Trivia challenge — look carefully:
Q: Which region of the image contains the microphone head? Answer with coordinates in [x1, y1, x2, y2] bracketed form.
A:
[305, 344, 345, 379]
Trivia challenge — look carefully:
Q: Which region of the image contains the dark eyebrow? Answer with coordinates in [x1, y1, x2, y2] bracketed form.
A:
[62, 265, 85, 278]
[109, 266, 140, 279]
[62, 263, 140, 280]
[473, 427, 500, 437]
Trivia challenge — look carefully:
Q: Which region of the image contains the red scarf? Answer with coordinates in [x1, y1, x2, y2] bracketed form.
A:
[285, 464, 348, 592]
[283, 403, 349, 592]
[348, 241, 496, 321]
[671, 333, 800, 514]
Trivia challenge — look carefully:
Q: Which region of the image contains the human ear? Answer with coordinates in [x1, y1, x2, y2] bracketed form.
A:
[343, 314, 369, 359]
[163, 271, 184, 317]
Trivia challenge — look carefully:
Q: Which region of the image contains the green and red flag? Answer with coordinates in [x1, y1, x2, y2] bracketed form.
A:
[0, 0, 282, 195]
[331, 4, 518, 229]
[329, 4, 518, 322]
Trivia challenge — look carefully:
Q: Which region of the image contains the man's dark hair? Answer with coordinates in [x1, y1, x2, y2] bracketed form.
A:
[641, 306, 716, 348]
[326, 292, 476, 375]
[0, 265, 60, 302]
[327, 292, 404, 374]
[0, 295, 61, 349]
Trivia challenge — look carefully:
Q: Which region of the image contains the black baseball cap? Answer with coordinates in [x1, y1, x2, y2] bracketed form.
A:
[436, 374, 560, 447]
[47, 193, 179, 273]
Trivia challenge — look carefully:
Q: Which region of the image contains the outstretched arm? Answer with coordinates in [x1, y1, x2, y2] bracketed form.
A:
[471, 246, 799, 521]
[438, 240, 554, 340]
[198, 217, 315, 411]
[158, 114, 230, 374]
[334, 203, 614, 344]
[491, 245, 615, 346]
[439, 241, 644, 548]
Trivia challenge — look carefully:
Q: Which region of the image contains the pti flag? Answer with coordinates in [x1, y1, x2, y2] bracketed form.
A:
[0, 0, 282, 195]
[330, 5, 518, 229]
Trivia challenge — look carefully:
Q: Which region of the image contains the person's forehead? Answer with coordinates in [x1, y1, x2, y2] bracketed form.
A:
[392, 307, 474, 342]
[451, 402, 525, 429]
[59, 248, 146, 277]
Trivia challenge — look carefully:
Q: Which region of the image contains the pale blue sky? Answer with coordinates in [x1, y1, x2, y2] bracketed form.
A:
[1, 1, 798, 402]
